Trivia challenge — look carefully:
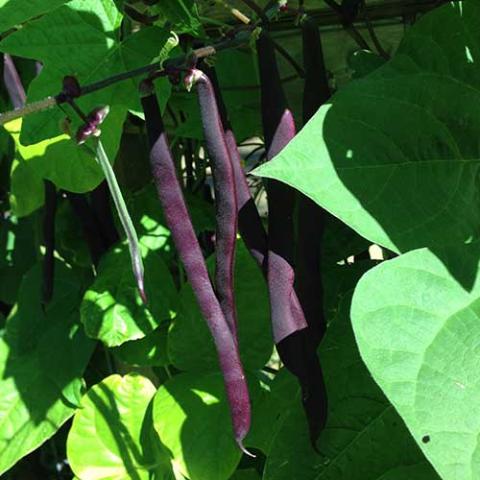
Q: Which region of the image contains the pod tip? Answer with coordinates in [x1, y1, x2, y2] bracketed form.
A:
[237, 440, 256, 458]
[137, 279, 148, 305]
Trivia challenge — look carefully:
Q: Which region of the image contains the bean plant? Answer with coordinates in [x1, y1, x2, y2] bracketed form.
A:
[0, 0, 474, 479]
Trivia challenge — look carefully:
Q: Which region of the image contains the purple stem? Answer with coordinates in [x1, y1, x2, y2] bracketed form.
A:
[141, 84, 252, 454]
[190, 69, 239, 341]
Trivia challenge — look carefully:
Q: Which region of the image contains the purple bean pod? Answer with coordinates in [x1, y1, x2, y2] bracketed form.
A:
[189, 69, 239, 341]
[297, 16, 331, 345]
[140, 84, 252, 454]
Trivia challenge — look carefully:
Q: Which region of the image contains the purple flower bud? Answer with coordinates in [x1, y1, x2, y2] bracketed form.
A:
[75, 105, 109, 144]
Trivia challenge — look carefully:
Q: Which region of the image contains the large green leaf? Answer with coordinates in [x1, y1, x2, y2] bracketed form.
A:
[168, 240, 272, 372]
[81, 242, 177, 347]
[0, 0, 69, 32]
[351, 242, 480, 480]
[153, 372, 263, 480]
[0, 1, 171, 190]
[263, 295, 439, 480]
[254, 1, 480, 253]
[0, 213, 37, 303]
[67, 373, 172, 480]
[0, 261, 95, 475]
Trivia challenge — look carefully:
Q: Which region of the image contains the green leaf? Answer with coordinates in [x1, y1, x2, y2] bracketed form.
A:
[168, 240, 272, 372]
[263, 295, 439, 480]
[127, 185, 215, 262]
[5, 116, 124, 195]
[0, 261, 95, 475]
[153, 0, 202, 35]
[112, 323, 169, 367]
[0, 2, 172, 190]
[0, 214, 37, 303]
[9, 154, 44, 217]
[81, 242, 177, 347]
[351, 242, 480, 480]
[230, 469, 261, 480]
[322, 260, 376, 324]
[67, 373, 172, 480]
[0, 0, 69, 32]
[254, 1, 480, 253]
[55, 199, 93, 268]
[153, 372, 263, 480]
[347, 49, 386, 79]
[321, 215, 371, 265]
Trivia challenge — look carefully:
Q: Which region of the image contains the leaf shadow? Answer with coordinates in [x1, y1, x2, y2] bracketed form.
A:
[320, 76, 480, 291]
[81, 246, 175, 345]
[1, 262, 95, 427]
[159, 372, 243, 480]
[88, 384, 145, 480]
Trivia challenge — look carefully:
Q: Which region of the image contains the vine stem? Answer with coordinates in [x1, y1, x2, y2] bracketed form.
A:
[0, 35, 246, 126]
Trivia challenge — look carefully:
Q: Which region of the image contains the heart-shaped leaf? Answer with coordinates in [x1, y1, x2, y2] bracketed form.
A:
[67, 373, 172, 480]
[351, 242, 480, 480]
[254, 1, 480, 253]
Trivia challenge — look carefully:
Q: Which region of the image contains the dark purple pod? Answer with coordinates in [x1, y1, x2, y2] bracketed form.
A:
[141, 84, 252, 453]
[257, 30, 328, 447]
[296, 17, 331, 346]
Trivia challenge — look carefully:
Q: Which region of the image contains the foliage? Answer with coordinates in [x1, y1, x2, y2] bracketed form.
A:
[0, 0, 474, 479]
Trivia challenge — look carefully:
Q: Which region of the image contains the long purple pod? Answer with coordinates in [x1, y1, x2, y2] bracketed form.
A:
[3, 54, 26, 109]
[189, 69, 239, 340]
[203, 66, 326, 442]
[296, 17, 331, 347]
[257, 32, 307, 343]
[140, 84, 252, 453]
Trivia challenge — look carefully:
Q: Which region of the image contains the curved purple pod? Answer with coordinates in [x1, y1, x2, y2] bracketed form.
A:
[189, 69, 239, 341]
[140, 84, 252, 453]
